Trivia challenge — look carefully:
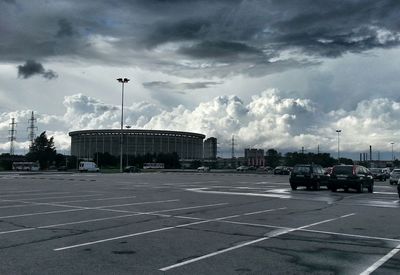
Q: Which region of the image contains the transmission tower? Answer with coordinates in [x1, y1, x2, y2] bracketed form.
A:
[27, 111, 37, 148]
[8, 118, 17, 155]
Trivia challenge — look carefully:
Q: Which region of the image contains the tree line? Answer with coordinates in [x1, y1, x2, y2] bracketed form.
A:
[265, 148, 354, 168]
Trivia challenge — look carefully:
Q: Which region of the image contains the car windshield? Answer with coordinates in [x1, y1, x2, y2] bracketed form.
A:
[333, 166, 353, 175]
[293, 166, 310, 173]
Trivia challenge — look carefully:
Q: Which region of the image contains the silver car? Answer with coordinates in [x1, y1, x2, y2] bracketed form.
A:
[389, 169, 400, 185]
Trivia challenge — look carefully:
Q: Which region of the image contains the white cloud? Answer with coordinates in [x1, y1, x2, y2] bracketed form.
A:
[1, 90, 400, 158]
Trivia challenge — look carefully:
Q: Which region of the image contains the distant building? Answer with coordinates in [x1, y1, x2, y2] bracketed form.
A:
[244, 148, 265, 167]
[204, 137, 217, 160]
[69, 129, 205, 161]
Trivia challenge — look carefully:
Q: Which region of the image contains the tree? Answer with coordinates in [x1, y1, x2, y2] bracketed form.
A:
[265, 149, 281, 168]
[26, 131, 57, 169]
[284, 152, 337, 167]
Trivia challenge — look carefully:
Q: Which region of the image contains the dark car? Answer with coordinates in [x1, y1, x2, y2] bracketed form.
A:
[289, 164, 329, 191]
[123, 166, 141, 173]
[397, 184, 400, 199]
[274, 166, 290, 175]
[329, 165, 374, 193]
[369, 168, 387, 181]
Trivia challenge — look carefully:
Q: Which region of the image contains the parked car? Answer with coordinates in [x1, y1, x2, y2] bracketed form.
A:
[369, 168, 387, 181]
[197, 166, 210, 172]
[329, 165, 374, 193]
[289, 164, 330, 190]
[324, 167, 333, 175]
[123, 166, 141, 173]
[398, 184, 400, 199]
[236, 166, 249, 172]
[389, 169, 400, 185]
[79, 161, 100, 172]
[274, 166, 290, 175]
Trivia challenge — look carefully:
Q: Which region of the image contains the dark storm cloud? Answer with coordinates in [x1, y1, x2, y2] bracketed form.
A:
[56, 19, 75, 37]
[143, 81, 221, 90]
[2, 0, 400, 76]
[17, 60, 58, 79]
[178, 41, 262, 59]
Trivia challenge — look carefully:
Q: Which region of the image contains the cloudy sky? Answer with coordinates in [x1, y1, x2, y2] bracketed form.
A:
[2, 0, 400, 159]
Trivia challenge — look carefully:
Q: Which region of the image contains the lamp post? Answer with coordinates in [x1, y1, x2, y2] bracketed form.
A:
[391, 142, 394, 161]
[125, 125, 131, 167]
[117, 78, 129, 172]
[336, 129, 341, 163]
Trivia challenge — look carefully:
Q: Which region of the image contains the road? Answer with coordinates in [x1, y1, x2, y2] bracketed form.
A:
[0, 171, 399, 274]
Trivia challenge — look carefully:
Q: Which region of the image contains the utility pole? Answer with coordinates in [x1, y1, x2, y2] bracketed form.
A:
[231, 135, 235, 168]
[9, 118, 17, 155]
[27, 111, 37, 149]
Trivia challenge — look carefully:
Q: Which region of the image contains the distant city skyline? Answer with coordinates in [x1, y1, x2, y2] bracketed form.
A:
[2, 1, 400, 159]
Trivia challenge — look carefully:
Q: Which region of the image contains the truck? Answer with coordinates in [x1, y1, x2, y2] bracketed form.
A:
[78, 161, 100, 172]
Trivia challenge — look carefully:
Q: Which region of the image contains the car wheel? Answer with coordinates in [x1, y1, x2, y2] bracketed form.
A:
[290, 184, 297, 190]
[331, 186, 337, 192]
[368, 184, 373, 193]
[314, 181, 320, 191]
[390, 181, 394, 185]
[344, 187, 349, 192]
[357, 183, 364, 193]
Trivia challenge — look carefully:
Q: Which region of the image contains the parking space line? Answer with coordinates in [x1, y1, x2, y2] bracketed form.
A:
[360, 243, 400, 275]
[0, 203, 229, 236]
[0, 194, 103, 202]
[0, 192, 71, 198]
[159, 213, 355, 272]
[0, 208, 86, 219]
[0, 199, 180, 219]
[53, 207, 285, 251]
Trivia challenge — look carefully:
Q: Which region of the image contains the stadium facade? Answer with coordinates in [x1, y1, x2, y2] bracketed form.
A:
[69, 129, 206, 160]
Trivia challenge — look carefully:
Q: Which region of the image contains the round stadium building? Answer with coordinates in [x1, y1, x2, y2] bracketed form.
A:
[69, 129, 206, 160]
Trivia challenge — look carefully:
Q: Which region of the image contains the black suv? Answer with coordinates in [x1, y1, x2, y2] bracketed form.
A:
[289, 164, 329, 191]
[329, 165, 374, 193]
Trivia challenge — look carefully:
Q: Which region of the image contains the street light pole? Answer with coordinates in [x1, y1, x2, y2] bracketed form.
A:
[391, 142, 394, 161]
[336, 129, 341, 164]
[117, 78, 130, 173]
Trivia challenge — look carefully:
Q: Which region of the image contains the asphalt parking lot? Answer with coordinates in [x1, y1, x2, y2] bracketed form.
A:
[0, 171, 399, 274]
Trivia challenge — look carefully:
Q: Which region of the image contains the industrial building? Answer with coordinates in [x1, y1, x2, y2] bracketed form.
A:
[69, 129, 206, 161]
[203, 137, 217, 160]
[244, 148, 265, 167]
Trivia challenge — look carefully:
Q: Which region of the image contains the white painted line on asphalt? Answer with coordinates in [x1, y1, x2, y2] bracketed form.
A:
[301, 228, 400, 243]
[373, 192, 398, 195]
[0, 204, 30, 209]
[187, 187, 291, 199]
[0, 192, 70, 198]
[53, 207, 284, 251]
[159, 213, 355, 272]
[0, 199, 180, 219]
[0, 203, 229, 236]
[0, 208, 86, 219]
[360, 243, 400, 275]
[51, 195, 138, 204]
[0, 194, 102, 202]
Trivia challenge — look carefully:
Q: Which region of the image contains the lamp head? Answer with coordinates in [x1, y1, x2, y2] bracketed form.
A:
[117, 78, 130, 83]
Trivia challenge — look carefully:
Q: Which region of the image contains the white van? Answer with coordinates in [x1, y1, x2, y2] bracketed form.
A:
[79, 161, 100, 172]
